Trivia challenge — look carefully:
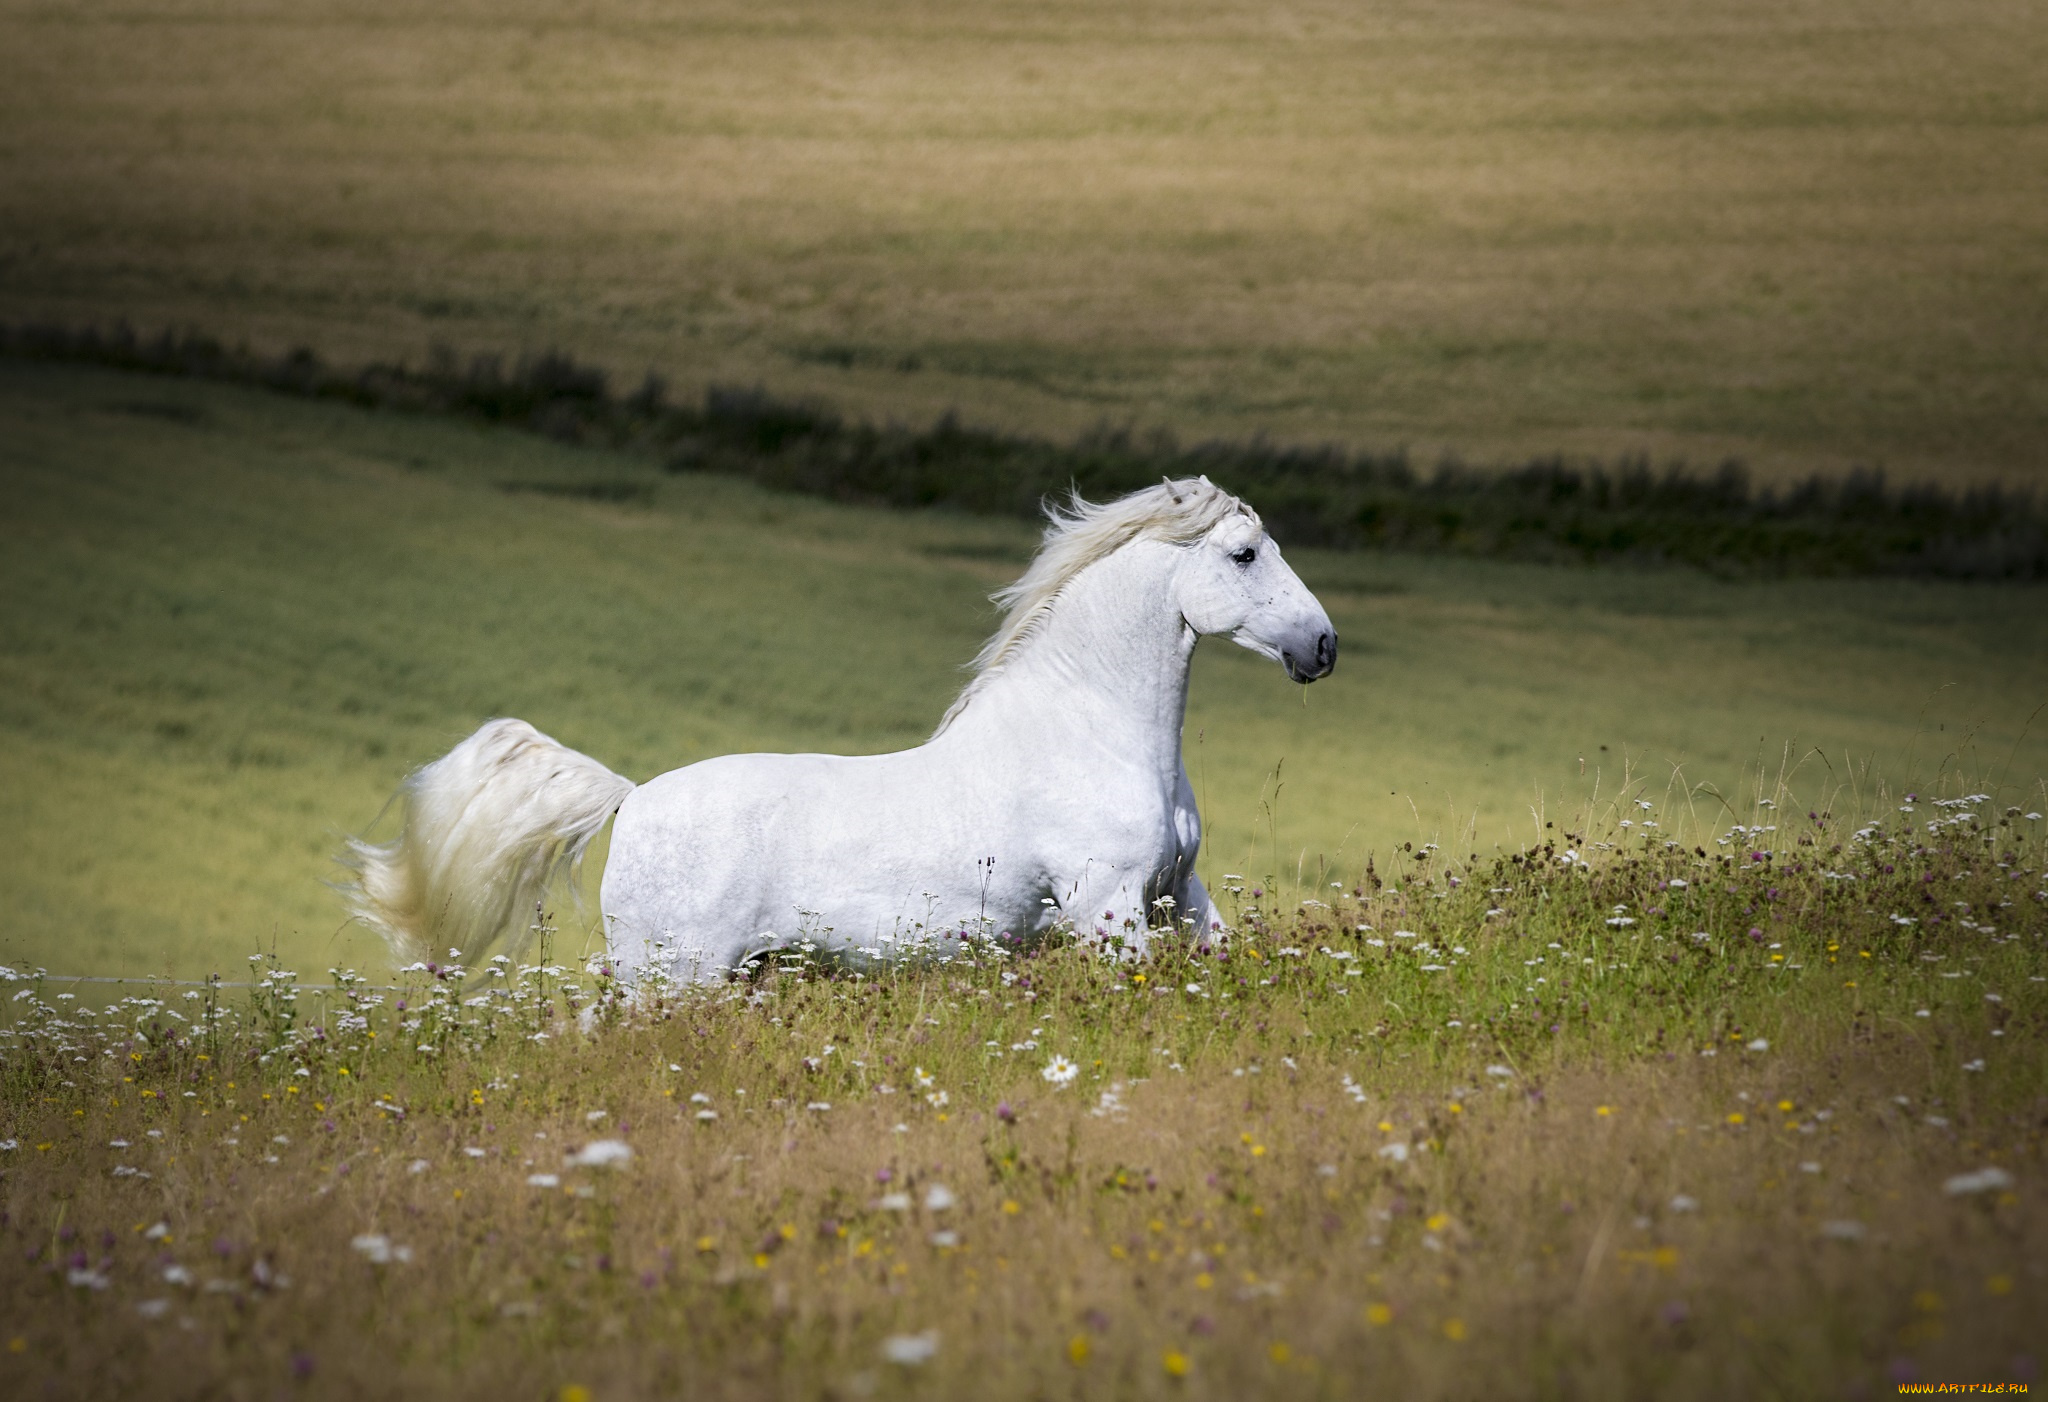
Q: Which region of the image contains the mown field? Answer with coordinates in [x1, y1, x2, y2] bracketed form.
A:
[2, 0, 2044, 484]
[3, 360, 2045, 983]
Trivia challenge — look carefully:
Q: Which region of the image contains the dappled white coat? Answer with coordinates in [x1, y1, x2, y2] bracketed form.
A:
[343, 479, 1336, 984]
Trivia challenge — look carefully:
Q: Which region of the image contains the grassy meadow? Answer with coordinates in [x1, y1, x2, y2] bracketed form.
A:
[2, 0, 2045, 484]
[0, 796, 2041, 1398]
[3, 360, 2045, 983]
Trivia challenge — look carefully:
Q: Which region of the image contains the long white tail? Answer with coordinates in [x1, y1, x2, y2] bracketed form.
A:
[342, 719, 635, 968]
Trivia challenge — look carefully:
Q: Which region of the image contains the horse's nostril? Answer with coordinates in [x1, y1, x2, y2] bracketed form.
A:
[1316, 631, 1336, 667]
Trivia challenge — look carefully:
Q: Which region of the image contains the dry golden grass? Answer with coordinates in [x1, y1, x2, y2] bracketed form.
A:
[3, 813, 2042, 1398]
[1, 0, 2043, 482]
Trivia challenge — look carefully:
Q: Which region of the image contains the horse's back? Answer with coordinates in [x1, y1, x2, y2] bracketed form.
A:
[600, 745, 984, 961]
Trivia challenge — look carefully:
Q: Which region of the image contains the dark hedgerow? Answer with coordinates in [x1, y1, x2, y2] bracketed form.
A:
[4, 320, 2041, 580]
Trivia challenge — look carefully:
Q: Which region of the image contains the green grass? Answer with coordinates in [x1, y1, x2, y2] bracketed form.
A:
[1, 804, 2040, 1398]
[1, 0, 2044, 484]
[1, 360, 2045, 984]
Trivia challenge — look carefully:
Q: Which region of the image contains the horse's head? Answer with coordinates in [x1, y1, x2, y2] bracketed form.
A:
[1177, 510, 1336, 683]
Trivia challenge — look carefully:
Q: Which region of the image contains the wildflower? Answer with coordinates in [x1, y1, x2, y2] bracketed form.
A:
[1162, 1350, 1190, 1377]
[1670, 1195, 1699, 1213]
[1943, 1167, 2014, 1196]
[526, 1173, 561, 1188]
[924, 1184, 957, 1212]
[1820, 1220, 1866, 1241]
[350, 1234, 413, 1265]
[566, 1140, 633, 1169]
[1043, 1056, 1079, 1086]
[881, 1331, 939, 1366]
[1002, 1199, 1021, 1215]
[1442, 1318, 1467, 1342]
[914, 1067, 935, 1088]
[1365, 1303, 1393, 1326]
[1067, 1335, 1090, 1366]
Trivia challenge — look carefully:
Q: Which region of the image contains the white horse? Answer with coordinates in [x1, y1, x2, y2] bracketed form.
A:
[343, 477, 1335, 982]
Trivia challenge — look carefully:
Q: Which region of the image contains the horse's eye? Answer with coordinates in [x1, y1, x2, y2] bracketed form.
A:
[1230, 547, 1257, 566]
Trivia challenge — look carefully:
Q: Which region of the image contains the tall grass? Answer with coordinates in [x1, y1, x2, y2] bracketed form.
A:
[5, 322, 2042, 580]
[2, 784, 2039, 1397]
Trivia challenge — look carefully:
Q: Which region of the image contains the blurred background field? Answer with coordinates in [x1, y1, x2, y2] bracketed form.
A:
[1, 0, 2044, 486]
[3, 361, 2043, 980]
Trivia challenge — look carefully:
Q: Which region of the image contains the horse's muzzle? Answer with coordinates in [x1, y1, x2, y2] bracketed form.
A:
[1285, 629, 1338, 683]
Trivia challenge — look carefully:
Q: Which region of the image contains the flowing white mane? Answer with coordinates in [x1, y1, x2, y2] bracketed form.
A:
[934, 476, 1258, 734]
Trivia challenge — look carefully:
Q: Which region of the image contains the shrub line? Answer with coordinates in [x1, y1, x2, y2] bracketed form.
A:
[4, 320, 2042, 580]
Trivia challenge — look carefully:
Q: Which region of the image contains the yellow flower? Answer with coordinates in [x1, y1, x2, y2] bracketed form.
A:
[1250, 1144, 1266, 1157]
[1653, 1246, 1679, 1271]
[1365, 1303, 1393, 1327]
[1726, 1112, 1745, 1125]
[1596, 1106, 1611, 1117]
[1001, 1199, 1021, 1216]
[1425, 1213, 1449, 1233]
[1987, 1274, 2013, 1296]
[1268, 1342, 1291, 1365]
[1777, 1100, 1794, 1112]
[695, 1236, 715, 1253]
[1067, 1335, 1091, 1366]
[752, 1253, 770, 1270]
[1442, 1318, 1467, 1342]
[1377, 1120, 1393, 1133]
[559, 1387, 592, 1402]
[1194, 1272, 1214, 1290]
[1162, 1350, 1190, 1378]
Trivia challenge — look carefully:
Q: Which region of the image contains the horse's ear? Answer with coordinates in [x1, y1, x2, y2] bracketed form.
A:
[1162, 475, 1183, 504]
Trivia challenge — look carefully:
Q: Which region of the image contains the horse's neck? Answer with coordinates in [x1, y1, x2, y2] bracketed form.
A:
[960, 541, 1192, 769]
